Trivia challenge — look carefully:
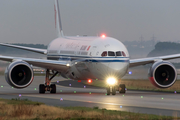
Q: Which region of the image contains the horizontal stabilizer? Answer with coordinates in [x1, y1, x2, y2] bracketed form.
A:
[0, 43, 47, 55]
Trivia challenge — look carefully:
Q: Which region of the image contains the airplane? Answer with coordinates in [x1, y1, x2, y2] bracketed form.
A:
[0, 0, 180, 95]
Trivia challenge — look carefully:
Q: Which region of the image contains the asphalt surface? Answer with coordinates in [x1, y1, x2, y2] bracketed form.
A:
[0, 76, 180, 117]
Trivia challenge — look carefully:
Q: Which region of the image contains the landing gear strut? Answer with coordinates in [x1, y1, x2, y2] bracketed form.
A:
[106, 86, 116, 95]
[119, 84, 126, 94]
[39, 69, 58, 94]
[106, 84, 126, 95]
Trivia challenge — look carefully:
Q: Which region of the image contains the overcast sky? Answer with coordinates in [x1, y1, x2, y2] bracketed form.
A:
[0, 0, 180, 45]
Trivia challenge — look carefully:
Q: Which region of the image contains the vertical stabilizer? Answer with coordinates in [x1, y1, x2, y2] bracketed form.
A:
[54, 0, 64, 37]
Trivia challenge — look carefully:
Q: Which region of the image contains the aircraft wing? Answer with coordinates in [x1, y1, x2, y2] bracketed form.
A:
[0, 55, 69, 72]
[0, 43, 47, 55]
[129, 54, 180, 67]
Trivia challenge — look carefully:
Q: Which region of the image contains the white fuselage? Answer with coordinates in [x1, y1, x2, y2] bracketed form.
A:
[47, 36, 129, 81]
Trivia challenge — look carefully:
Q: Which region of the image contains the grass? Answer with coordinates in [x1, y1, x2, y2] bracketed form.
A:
[0, 98, 177, 120]
[84, 79, 180, 92]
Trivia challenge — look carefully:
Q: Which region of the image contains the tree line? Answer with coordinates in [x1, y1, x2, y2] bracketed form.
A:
[155, 42, 180, 51]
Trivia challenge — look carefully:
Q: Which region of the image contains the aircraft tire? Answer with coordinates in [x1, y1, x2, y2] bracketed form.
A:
[50, 84, 56, 93]
[112, 86, 116, 95]
[39, 84, 45, 94]
[107, 87, 110, 95]
[119, 84, 126, 93]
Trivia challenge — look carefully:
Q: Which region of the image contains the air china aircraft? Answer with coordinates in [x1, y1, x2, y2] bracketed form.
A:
[0, 0, 180, 95]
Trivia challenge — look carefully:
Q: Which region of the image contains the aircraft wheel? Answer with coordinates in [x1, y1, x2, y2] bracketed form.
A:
[39, 84, 45, 94]
[119, 84, 126, 94]
[107, 87, 110, 95]
[112, 86, 116, 95]
[50, 84, 56, 93]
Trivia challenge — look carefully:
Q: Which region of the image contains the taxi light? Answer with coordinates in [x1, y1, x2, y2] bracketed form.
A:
[88, 79, 92, 83]
[107, 77, 116, 85]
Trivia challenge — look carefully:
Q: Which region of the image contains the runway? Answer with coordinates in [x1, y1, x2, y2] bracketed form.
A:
[0, 75, 180, 117]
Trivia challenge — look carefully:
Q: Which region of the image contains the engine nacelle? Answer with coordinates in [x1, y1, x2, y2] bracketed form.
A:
[148, 61, 177, 88]
[5, 61, 34, 88]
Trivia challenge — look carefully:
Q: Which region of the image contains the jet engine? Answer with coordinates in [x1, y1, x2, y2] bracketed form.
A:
[148, 61, 177, 88]
[5, 61, 34, 88]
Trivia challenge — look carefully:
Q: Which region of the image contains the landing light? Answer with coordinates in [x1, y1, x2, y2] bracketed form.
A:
[129, 71, 132, 74]
[107, 77, 117, 85]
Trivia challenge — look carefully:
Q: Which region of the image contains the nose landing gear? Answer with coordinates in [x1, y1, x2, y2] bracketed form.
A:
[106, 84, 126, 95]
[106, 86, 117, 95]
[39, 69, 58, 94]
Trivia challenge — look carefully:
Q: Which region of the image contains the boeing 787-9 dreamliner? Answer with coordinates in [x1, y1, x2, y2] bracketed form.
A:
[0, 0, 179, 95]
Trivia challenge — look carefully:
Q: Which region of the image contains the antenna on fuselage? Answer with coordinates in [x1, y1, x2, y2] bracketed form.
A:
[54, 0, 64, 37]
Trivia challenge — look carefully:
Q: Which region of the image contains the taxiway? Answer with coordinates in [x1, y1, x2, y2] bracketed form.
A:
[0, 76, 179, 117]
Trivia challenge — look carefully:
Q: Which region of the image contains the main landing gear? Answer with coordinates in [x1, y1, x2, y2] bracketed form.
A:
[39, 69, 59, 94]
[106, 84, 126, 95]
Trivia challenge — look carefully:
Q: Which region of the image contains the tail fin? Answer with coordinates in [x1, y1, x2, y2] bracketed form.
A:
[54, 0, 64, 37]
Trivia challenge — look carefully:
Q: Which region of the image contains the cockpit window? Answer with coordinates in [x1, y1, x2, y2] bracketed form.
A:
[101, 51, 107, 57]
[116, 51, 122, 56]
[108, 51, 115, 56]
[122, 51, 126, 57]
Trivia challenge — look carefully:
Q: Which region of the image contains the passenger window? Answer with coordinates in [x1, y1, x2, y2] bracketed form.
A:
[116, 51, 122, 56]
[122, 51, 126, 57]
[101, 51, 107, 57]
[108, 51, 115, 56]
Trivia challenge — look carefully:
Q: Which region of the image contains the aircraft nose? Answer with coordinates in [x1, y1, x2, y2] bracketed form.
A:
[108, 62, 128, 77]
[108, 63, 121, 73]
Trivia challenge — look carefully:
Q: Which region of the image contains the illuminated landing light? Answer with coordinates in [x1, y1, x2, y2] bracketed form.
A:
[19, 94, 21, 97]
[88, 79, 92, 83]
[66, 64, 70, 66]
[57, 81, 59, 83]
[175, 91, 177, 94]
[129, 71, 132, 74]
[107, 77, 116, 85]
[120, 106, 122, 108]
[60, 98, 63, 101]
[84, 86, 86, 88]
[69, 84, 71, 86]
[101, 34, 106, 38]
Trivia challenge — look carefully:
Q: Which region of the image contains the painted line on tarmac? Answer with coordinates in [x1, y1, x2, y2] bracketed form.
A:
[23, 94, 180, 111]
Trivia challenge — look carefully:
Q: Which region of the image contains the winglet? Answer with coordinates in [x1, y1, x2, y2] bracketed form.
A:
[54, 0, 64, 37]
